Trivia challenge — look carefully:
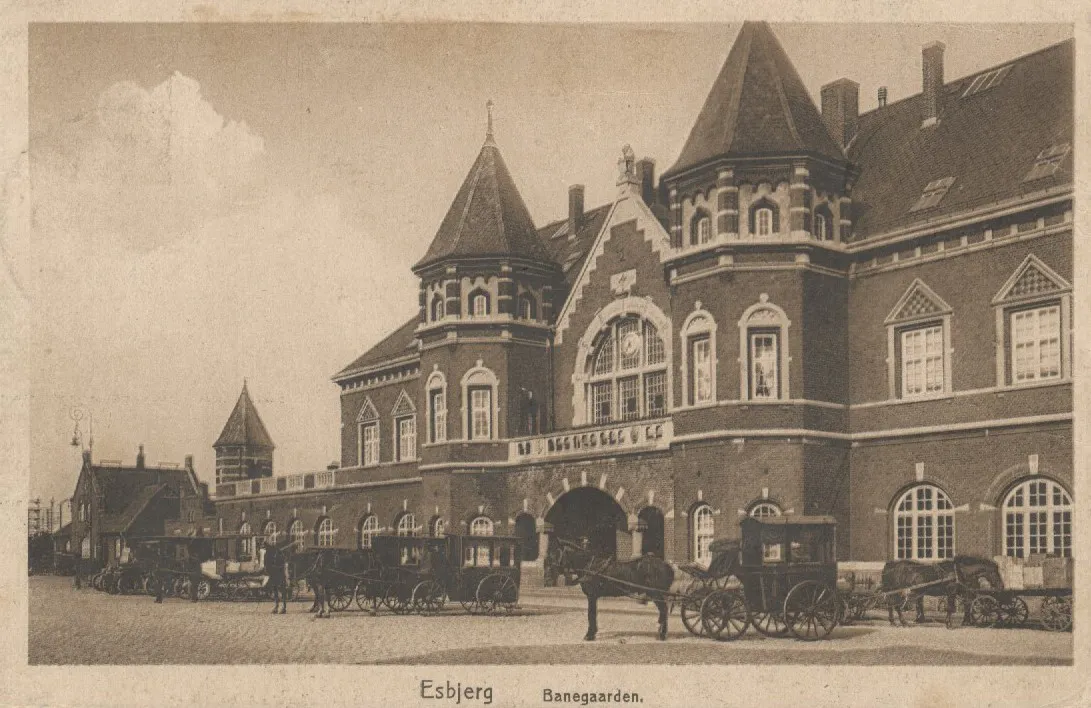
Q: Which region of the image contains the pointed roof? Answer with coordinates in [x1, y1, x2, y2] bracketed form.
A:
[413, 108, 555, 271]
[214, 381, 274, 449]
[664, 21, 845, 179]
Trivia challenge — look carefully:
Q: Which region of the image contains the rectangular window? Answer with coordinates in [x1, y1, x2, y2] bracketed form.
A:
[1010, 305, 1061, 383]
[1024, 143, 1071, 181]
[590, 381, 613, 424]
[472, 294, 489, 317]
[618, 376, 640, 421]
[644, 371, 666, 417]
[749, 332, 779, 400]
[469, 387, 492, 440]
[1005, 512, 1025, 558]
[689, 335, 713, 404]
[429, 390, 446, 443]
[900, 325, 944, 397]
[396, 416, 416, 461]
[361, 423, 379, 466]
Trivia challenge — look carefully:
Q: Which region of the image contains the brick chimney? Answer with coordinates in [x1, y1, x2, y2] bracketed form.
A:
[637, 158, 656, 206]
[568, 184, 584, 237]
[184, 455, 194, 471]
[820, 78, 859, 148]
[922, 41, 945, 127]
[878, 86, 888, 108]
[136, 444, 145, 469]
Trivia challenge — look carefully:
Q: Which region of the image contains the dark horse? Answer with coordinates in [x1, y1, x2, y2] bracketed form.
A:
[880, 555, 1003, 626]
[263, 542, 292, 614]
[551, 538, 675, 641]
[292, 549, 333, 618]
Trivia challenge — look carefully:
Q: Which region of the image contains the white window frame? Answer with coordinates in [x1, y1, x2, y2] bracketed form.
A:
[755, 207, 774, 237]
[431, 293, 445, 322]
[680, 307, 717, 408]
[693, 504, 715, 567]
[461, 363, 499, 441]
[519, 293, 537, 320]
[315, 517, 335, 547]
[470, 291, 490, 317]
[695, 214, 712, 245]
[585, 317, 668, 424]
[432, 517, 447, 537]
[884, 279, 953, 401]
[992, 255, 1072, 388]
[396, 512, 417, 538]
[738, 296, 791, 401]
[470, 516, 494, 537]
[395, 415, 416, 461]
[360, 422, 380, 467]
[899, 325, 946, 398]
[893, 484, 955, 561]
[358, 515, 378, 549]
[1003, 478, 1072, 559]
[1009, 305, 1062, 384]
[1025, 143, 1070, 182]
[289, 519, 306, 550]
[263, 521, 278, 545]
[910, 177, 955, 212]
[749, 502, 782, 518]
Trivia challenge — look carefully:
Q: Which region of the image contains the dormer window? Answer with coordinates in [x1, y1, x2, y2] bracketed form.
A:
[469, 290, 490, 317]
[1024, 144, 1070, 182]
[961, 65, 1011, 98]
[909, 177, 954, 212]
[431, 293, 445, 321]
[813, 204, 834, 241]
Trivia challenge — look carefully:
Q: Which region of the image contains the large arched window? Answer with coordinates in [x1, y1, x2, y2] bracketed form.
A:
[893, 484, 954, 560]
[315, 517, 335, 547]
[690, 209, 712, 246]
[692, 503, 715, 566]
[238, 522, 253, 559]
[738, 296, 791, 401]
[462, 363, 498, 440]
[586, 316, 667, 424]
[749, 502, 782, 518]
[396, 512, 417, 537]
[263, 520, 279, 545]
[358, 515, 379, 549]
[426, 370, 447, 444]
[289, 519, 306, 550]
[1003, 478, 1072, 558]
[470, 516, 494, 537]
[680, 308, 716, 406]
[431, 517, 447, 537]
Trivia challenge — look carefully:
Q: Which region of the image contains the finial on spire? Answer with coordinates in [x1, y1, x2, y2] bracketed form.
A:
[485, 99, 495, 142]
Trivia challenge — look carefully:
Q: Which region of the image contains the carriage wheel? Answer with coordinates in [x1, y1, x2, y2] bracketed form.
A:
[172, 577, 186, 597]
[412, 580, 447, 615]
[476, 574, 517, 615]
[998, 596, 1029, 627]
[195, 580, 211, 600]
[968, 596, 1000, 628]
[1041, 596, 1073, 632]
[327, 584, 353, 612]
[680, 587, 710, 637]
[459, 596, 479, 614]
[700, 589, 750, 641]
[750, 610, 790, 637]
[783, 580, 840, 641]
[353, 581, 378, 612]
[383, 585, 411, 614]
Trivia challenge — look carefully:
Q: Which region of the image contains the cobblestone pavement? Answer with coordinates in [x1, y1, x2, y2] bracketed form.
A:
[29, 576, 1072, 665]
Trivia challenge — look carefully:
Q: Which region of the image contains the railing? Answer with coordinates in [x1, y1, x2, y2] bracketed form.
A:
[235, 480, 252, 496]
[259, 478, 278, 494]
[314, 470, 336, 489]
[285, 475, 305, 492]
[510, 418, 673, 463]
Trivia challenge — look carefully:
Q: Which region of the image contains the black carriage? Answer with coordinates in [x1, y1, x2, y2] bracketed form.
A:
[699, 515, 842, 641]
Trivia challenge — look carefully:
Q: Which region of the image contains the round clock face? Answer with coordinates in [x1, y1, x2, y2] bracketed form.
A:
[621, 331, 641, 358]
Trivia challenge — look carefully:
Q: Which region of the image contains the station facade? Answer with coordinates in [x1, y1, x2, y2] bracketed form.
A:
[206, 23, 1074, 575]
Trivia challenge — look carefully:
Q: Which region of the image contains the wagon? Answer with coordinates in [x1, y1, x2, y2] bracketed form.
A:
[699, 515, 843, 641]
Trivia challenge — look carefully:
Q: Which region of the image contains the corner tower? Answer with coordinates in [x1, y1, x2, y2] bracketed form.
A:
[213, 380, 274, 485]
[412, 103, 562, 465]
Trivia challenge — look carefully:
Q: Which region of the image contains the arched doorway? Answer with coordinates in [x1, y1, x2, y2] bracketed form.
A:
[639, 506, 665, 558]
[545, 486, 628, 558]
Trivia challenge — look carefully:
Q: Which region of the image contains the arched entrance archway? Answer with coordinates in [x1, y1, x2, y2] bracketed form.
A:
[639, 506, 665, 558]
[545, 486, 628, 559]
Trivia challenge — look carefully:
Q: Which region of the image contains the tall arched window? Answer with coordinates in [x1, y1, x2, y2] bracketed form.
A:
[893, 484, 954, 560]
[426, 371, 447, 444]
[396, 512, 417, 537]
[263, 520, 279, 545]
[315, 517, 335, 547]
[738, 296, 791, 401]
[680, 309, 716, 406]
[431, 293, 445, 322]
[470, 516, 494, 537]
[238, 521, 253, 559]
[462, 364, 498, 441]
[431, 517, 447, 537]
[813, 204, 834, 241]
[289, 519, 306, 550]
[1003, 478, 1072, 558]
[749, 198, 780, 237]
[749, 502, 782, 518]
[586, 316, 667, 424]
[692, 504, 714, 566]
[691, 210, 712, 245]
[358, 515, 378, 549]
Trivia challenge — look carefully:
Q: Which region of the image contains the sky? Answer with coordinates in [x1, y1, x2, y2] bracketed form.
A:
[20, 22, 1072, 509]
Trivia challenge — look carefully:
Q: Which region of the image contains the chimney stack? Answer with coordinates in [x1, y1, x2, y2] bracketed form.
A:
[136, 444, 145, 469]
[820, 78, 859, 149]
[922, 41, 945, 127]
[878, 86, 888, 107]
[568, 184, 585, 237]
[637, 158, 656, 206]
[185, 455, 194, 470]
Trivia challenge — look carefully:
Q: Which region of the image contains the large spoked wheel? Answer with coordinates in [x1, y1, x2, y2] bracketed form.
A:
[998, 596, 1028, 627]
[327, 583, 353, 611]
[700, 589, 750, 641]
[353, 581, 379, 612]
[680, 588, 710, 637]
[384, 585, 411, 614]
[476, 574, 518, 615]
[783, 580, 840, 641]
[751, 610, 791, 637]
[969, 595, 1000, 628]
[412, 580, 447, 615]
[459, 596, 479, 614]
[1041, 596, 1073, 632]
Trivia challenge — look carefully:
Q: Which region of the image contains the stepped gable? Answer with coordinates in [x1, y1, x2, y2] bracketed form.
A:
[849, 40, 1073, 239]
[664, 21, 845, 179]
[214, 381, 274, 449]
[414, 117, 555, 271]
[334, 315, 420, 381]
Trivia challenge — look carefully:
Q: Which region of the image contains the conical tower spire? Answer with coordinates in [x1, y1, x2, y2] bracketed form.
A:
[214, 381, 274, 450]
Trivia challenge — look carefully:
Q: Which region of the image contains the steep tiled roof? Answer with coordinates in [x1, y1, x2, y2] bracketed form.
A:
[214, 382, 275, 449]
[414, 133, 556, 270]
[91, 465, 196, 516]
[664, 21, 844, 179]
[100, 483, 167, 534]
[334, 315, 420, 381]
[537, 203, 614, 290]
[850, 39, 1073, 239]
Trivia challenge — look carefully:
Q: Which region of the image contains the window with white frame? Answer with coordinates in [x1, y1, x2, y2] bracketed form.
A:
[910, 177, 955, 212]
[432, 517, 446, 537]
[239, 522, 252, 559]
[749, 502, 782, 518]
[360, 422, 379, 466]
[1010, 305, 1061, 383]
[263, 521, 279, 545]
[462, 365, 498, 440]
[396, 512, 417, 537]
[693, 504, 714, 567]
[315, 517, 335, 547]
[289, 519, 306, 549]
[900, 325, 945, 397]
[689, 334, 713, 405]
[749, 331, 780, 400]
[739, 298, 790, 401]
[885, 279, 953, 400]
[1003, 478, 1072, 558]
[470, 290, 490, 317]
[470, 516, 494, 536]
[586, 316, 668, 424]
[469, 387, 492, 439]
[519, 293, 537, 320]
[358, 515, 378, 549]
[1024, 143, 1070, 182]
[992, 255, 1071, 387]
[429, 388, 447, 443]
[431, 293, 444, 322]
[396, 416, 416, 461]
[691, 211, 712, 245]
[893, 484, 954, 560]
[755, 208, 773, 236]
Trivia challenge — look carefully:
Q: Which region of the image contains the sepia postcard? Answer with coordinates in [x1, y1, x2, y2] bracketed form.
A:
[2, 2, 1088, 706]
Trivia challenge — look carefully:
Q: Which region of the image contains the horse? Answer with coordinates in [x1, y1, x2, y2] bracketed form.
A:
[263, 543, 292, 614]
[550, 537, 675, 642]
[880, 555, 1003, 626]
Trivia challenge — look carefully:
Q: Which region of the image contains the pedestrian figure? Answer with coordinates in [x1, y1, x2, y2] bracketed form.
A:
[264, 541, 290, 614]
[152, 554, 164, 603]
[188, 555, 201, 603]
[73, 559, 83, 590]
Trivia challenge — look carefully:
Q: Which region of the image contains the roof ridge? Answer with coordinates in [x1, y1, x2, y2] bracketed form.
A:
[488, 146, 507, 252]
[720, 24, 752, 157]
[446, 146, 488, 259]
[765, 27, 805, 149]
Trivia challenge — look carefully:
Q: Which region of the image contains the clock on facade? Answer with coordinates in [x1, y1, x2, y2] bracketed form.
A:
[621, 331, 642, 359]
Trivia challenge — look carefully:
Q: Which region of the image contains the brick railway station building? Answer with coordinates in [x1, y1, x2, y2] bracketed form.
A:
[194, 23, 1072, 576]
